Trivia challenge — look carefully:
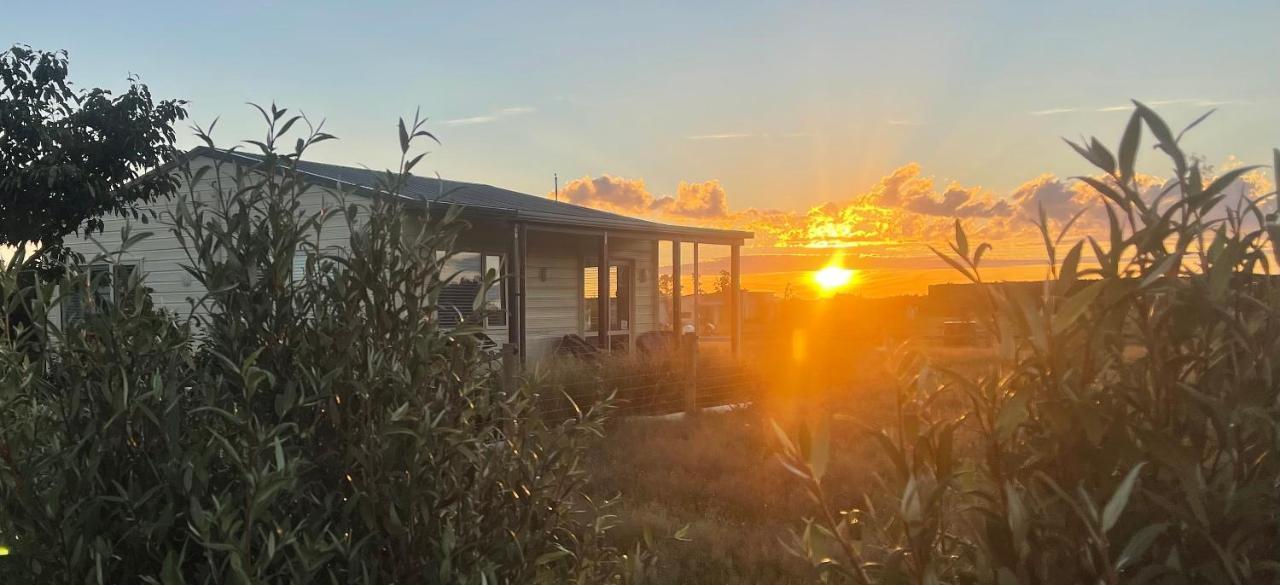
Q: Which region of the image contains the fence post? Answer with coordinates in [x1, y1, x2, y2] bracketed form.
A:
[501, 343, 520, 393]
[684, 332, 698, 418]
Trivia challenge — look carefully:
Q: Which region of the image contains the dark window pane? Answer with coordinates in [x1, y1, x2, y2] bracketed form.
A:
[90, 264, 113, 313]
[439, 252, 482, 328]
[584, 262, 631, 334]
[484, 254, 505, 327]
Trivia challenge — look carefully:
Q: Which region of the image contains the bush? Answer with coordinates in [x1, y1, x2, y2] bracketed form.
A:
[0, 107, 645, 584]
[778, 103, 1280, 584]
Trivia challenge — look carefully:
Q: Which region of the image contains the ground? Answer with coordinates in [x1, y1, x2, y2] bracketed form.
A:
[583, 345, 991, 584]
[586, 406, 885, 582]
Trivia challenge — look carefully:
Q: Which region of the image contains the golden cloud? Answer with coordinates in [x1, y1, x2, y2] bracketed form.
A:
[558, 175, 654, 213]
[554, 162, 1271, 252]
[653, 180, 731, 219]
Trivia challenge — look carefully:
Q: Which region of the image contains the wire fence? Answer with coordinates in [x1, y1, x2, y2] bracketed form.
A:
[526, 353, 760, 420]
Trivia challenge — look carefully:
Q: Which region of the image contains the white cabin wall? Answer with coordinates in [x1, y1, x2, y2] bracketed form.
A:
[606, 236, 658, 336]
[53, 154, 666, 363]
[522, 233, 583, 360]
[55, 155, 356, 326]
[519, 232, 659, 361]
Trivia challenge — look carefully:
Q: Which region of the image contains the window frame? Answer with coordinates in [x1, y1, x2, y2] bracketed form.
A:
[581, 256, 635, 336]
[63, 262, 138, 325]
[435, 250, 507, 330]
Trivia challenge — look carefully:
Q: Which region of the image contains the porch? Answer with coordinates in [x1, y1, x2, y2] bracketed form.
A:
[468, 218, 750, 363]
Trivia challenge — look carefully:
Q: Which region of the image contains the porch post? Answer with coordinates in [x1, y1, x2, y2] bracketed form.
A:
[517, 223, 528, 362]
[671, 240, 682, 339]
[508, 223, 522, 361]
[730, 243, 742, 357]
[692, 243, 700, 336]
[598, 232, 610, 351]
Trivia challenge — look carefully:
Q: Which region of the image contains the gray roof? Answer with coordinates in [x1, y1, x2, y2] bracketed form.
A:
[190, 147, 751, 244]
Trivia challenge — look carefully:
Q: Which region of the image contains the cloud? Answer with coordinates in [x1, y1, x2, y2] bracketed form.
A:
[441, 106, 535, 126]
[685, 131, 812, 140]
[686, 133, 754, 140]
[653, 180, 731, 219]
[857, 163, 1010, 218]
[559, 175, 654, 212]
[1030, 108, 1079, 116]
[554, 159, 1269, 252]
[1038, 99, 1243, 115]
[557, 176, 731, 220]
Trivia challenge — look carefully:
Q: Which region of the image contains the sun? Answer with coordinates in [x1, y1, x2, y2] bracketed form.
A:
[813, 266, 854, 290]
[812, 263, 855, 295]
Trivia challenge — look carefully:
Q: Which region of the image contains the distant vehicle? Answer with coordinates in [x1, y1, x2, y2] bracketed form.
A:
[941, 320, 979, 347]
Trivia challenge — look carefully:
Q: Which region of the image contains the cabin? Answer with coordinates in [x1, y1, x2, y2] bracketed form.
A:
[56, 147, 752, 362]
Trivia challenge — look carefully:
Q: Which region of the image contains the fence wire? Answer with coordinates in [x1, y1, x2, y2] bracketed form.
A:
[530, 359, 760, 419]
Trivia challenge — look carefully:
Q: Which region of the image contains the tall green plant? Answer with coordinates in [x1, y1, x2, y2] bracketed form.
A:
[0, 105, 647, 584]
[779, 102, 1280, 584]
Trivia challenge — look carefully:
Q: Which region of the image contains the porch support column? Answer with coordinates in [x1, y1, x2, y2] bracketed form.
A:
[507, 223, 521, 357]
[671, 239, 682, 340]
[598, 232, 610, 351]
[730, 243, 742, 357]
[517, 223, 528, 362]
[692, 243, 700, 336]
[508, 222, 528, 364]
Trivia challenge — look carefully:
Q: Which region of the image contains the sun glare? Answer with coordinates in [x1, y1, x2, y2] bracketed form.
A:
[814, 266, 853, 290]
[812, 254, 856, 295]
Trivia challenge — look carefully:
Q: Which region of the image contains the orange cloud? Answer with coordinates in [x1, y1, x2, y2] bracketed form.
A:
[554, 162, 1270, 253]
[559, 175, 653, 213]
[857, 163, 1010, 218]
[558, 176, 731, 220]
[653, 180, 731, 219]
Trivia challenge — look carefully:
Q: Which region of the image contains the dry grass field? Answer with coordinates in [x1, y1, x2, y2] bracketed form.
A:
[582, 343, 994, 583]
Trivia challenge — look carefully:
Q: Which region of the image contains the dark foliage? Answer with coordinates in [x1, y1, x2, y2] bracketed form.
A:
[0, 107, 647, 584]
[0, 44, 186, 267]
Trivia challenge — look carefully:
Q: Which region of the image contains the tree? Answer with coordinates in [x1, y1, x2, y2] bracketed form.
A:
[0, 45, 187, 266]
[658, 273, 673, 296]
[713, 269, 731, 293]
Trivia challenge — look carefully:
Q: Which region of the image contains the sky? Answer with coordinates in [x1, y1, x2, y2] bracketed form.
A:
[7, 0, 1280, 296]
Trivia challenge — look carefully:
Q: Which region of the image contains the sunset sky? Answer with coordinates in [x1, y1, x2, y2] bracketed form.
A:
[7, 0, 1280, 296]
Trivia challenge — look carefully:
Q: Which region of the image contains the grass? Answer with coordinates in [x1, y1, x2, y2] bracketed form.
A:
[587, 407, 892, 582]
[532, 351, 757, 417]
[583, 343, 992, 583]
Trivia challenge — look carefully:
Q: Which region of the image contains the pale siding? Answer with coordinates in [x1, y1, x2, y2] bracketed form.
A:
[607, 237, 659, 336]
[57, 156, 352, 326]
[56, 154, 662, 362]
[519, 233, 660, 361]
[523, 234, 584, 359]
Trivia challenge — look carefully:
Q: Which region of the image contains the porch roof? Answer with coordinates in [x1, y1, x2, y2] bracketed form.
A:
[190, 147, 752, 245]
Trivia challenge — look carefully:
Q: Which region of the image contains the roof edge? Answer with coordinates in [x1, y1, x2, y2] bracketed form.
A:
[176, 147, 754, 241]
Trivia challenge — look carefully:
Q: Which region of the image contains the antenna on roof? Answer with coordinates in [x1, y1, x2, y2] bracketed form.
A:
[554, 173, 559, 202]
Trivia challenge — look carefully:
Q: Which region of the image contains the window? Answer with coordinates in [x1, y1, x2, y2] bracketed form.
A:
[437, 252, 506, 329]
[584, 261, 631, 333]
[483, 254, 506, 327]
[291, 249, 308, 282]
[63, 263, 137, 324]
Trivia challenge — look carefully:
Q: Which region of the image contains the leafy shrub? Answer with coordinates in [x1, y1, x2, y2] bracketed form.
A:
[778, 103, 1280, 584]
[0, 107, 645, 584]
